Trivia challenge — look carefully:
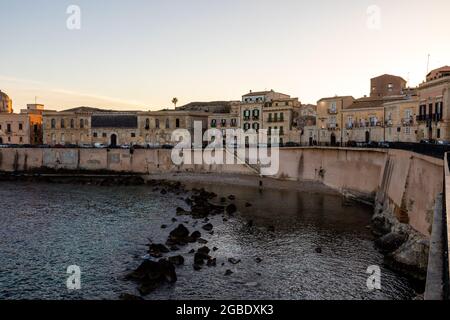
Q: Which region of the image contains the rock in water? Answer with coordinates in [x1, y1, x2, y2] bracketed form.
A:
[126, 259, 177, 295]
[190, 231, 202, 240]
[375, 232, 408, 253]
[228, 258, 241, 265]
[169, 224, 190, 243]
[315, 247, 322, 254]
[168, 255, 185, 266]
[202, 223, 213, 231]
[226, 204, 237, 214]
[224, 269, 233, 276]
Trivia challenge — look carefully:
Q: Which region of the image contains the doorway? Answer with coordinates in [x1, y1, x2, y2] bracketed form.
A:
[330, 133, 336, 146]
[365, 131, 370, 143]
[110, 134, 118, 147]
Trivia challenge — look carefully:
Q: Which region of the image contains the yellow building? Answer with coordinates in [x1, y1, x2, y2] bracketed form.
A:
[316, 96, 354, 145]
[384, 98, 419, 143]
[0, 103, 44, 145]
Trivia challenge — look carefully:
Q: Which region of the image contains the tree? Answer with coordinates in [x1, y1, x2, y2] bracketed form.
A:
[172, 97, 178, 109]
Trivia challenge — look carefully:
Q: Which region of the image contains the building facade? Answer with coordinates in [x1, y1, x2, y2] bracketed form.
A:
[316, 96, 354, 145]
[0, 90, 13, 113]
[416, 66, 450, 141]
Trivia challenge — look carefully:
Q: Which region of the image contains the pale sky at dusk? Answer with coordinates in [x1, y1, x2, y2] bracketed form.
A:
[1, 0, 449, 111]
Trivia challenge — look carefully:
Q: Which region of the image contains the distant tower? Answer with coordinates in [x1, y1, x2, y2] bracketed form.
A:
[0, 90, 13, 113]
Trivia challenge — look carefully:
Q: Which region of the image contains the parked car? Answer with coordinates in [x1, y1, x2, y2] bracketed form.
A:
[161, 144, 174, 150]
[80, 143, 92, 148]
[0, 144, 8, 148]
[437, 140, 450, 145]
[120, 144, 131, 149]
[94, 143, 107, 148]
[284, 142, 300, 148]
[346, 140, 357, 148]
[378, 141, 390, 148]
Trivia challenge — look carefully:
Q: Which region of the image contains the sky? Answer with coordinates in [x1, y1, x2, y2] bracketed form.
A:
[0, 0, 449, 111]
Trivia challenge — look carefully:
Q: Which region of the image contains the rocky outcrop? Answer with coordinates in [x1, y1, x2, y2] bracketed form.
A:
[372, 202, 430, 282]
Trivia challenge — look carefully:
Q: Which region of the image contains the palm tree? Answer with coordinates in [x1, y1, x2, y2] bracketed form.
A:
[172, 97, 178, 109]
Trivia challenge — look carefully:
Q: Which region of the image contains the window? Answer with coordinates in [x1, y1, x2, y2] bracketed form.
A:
[437, 128, 441, 139]
[93, 132, 98, 138]
[280, 112, 284, 121]
[61, 133, 65, 144]
[211, 119, 217, 127]
[61, 119, 65, 128]
[131, 133, 136, 138]
[51, 119, 56, 129]
[280, 126, 284, 135]
[231, 119, 237, 126]
[165, 119, 170, 129]
[268, 113, 273, 122]
[243, 123, 250, 130]
[388, 83, 394, 91]
[18, 123, 23, 131]
[330, 102, 337, 113]
[252, 123, 259, 130]
[102, 133, 107, 138]
[405, 127, 411, 135]
[7, 124, 11, 133]
[80, 119, 84, 129]
[70, 119, 75, 128]
[176, 118, 180, 128]
[145, 118, 150, 130]
[155, 119, 160, 129]
[19, 137, 23, 143]
[221, 119, 227, 126]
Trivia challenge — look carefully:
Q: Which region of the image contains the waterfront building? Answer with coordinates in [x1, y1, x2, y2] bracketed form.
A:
[0, 92, 44, 145]
[43, 107, 209, 147]
[370, 74, 407, 98]
[416, 66, 450, 141]
[384, 97, 420, 143]
[316, 96, 355, 145]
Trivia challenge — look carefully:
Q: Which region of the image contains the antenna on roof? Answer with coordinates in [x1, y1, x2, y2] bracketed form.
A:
[426, 54, 430, 75]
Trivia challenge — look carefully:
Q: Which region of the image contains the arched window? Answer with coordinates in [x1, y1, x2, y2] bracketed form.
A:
[70, 119, 75, 128]
[165, 119, 170, 129]
[61, 119, 65, 128]
[176, 118, 180, 128]
[80, 119, 84, 128]
[51, 119, 56, 129]
[145, 118, 150, 130]
[155, 119, 160, 129]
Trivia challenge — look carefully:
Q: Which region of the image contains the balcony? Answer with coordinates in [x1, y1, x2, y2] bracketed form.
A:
[328, 108, 338, 114]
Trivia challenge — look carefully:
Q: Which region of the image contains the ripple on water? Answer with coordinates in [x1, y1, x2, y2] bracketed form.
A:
[0, 181, 416, 300]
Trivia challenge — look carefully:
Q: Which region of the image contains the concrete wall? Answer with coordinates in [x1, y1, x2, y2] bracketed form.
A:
[273, 147, 443, 237]
[0, 146, 443, 237]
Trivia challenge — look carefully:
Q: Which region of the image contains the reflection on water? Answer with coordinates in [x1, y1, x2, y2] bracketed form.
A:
[0, 181, 415, 300]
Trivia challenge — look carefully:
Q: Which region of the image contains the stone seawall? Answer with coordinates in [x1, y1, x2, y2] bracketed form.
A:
[0, 146, 445, 283]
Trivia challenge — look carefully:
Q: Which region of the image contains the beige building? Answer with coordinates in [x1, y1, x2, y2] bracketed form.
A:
[0, 99, 44, 145]
[263, 97, 301, 145]
[43, 107, 210, 147]
[384, 98, 419, 143]
[416, 66, 450, 141]
[316, 96, 354, 145]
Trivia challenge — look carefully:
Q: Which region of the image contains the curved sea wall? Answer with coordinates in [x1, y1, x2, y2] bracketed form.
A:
[0, 146, 445, 283]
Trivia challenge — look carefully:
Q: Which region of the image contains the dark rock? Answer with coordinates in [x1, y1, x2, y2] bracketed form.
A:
[375, 232, 408, 253]
[372, 214, 393, 236]
[197, 238, 208, 244]
[188, 249, 195, 254]
[148, 243, 170, 257]
[228, 258, 241, 265]
[245, 202, 252, 207]
[170, 245, 179, 251]
[224, 269, 233, 276]
[267, 226, 275, 232]
[119, 293, 144, 301]
[193, 264, 202, 271]
[197, 246, 210, 255]
[161, 224, 168, 229]
[207, 258, 217, 267]
[202, 223, 213, 231]
[228, 195, 236, 200]
[176, 207, 186, 214]
[226, 204, 237, 214]
[255, 257, 262, 263]
[315, 247, 322, 254]
[161, 189, 167, 195]
[194, 252, 209, 265]
[126, 259, 177, 295]
[190, 231, 202, 240]
[171, 217, 177, 222]
[169, 224, 190, 241]
[168, 255, 185, 266]
[223, 218, 228, 222]
[246, 220, 254, 228]
[213, 247, 218, 251]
